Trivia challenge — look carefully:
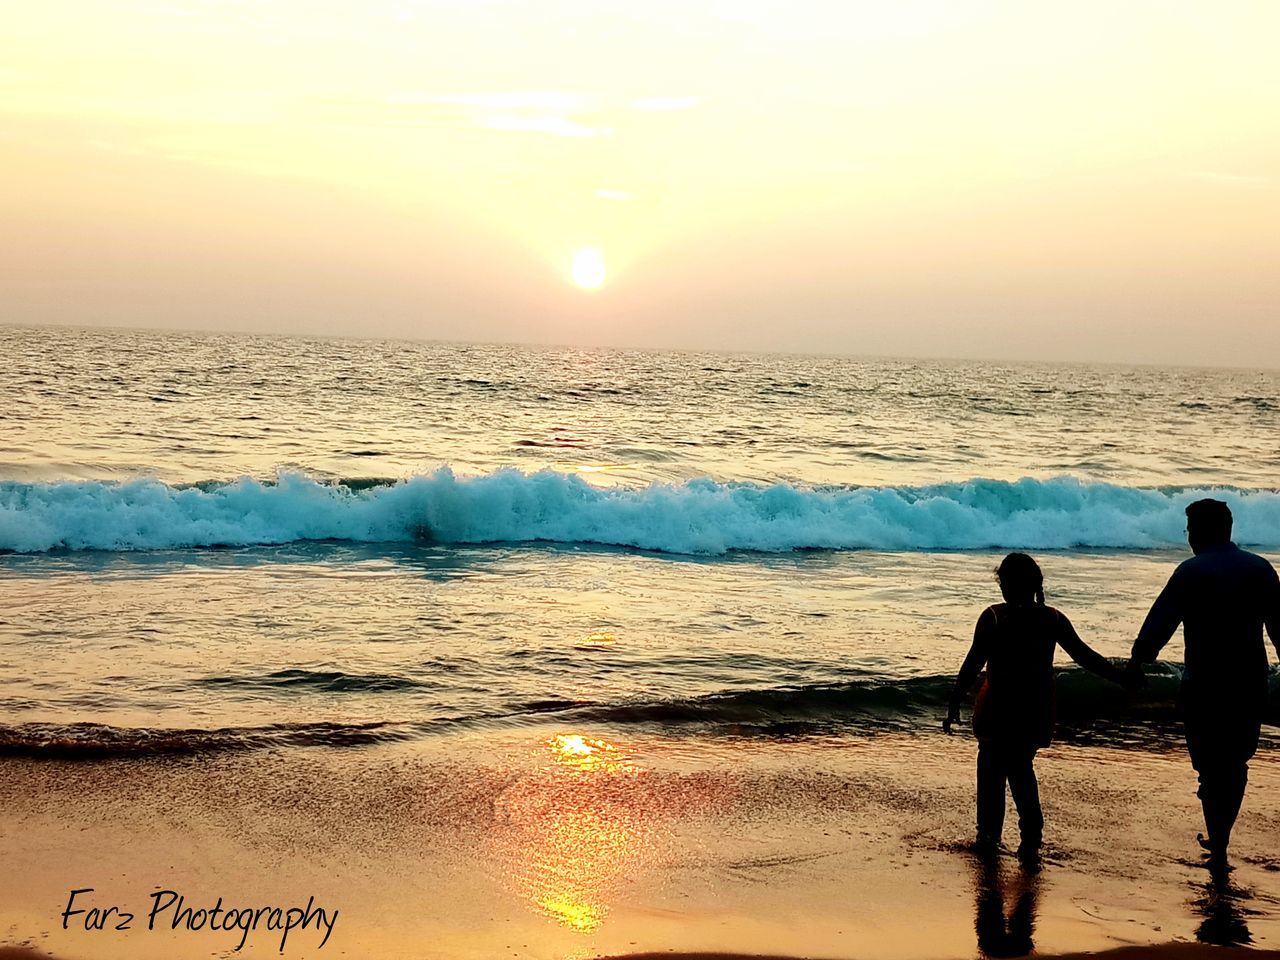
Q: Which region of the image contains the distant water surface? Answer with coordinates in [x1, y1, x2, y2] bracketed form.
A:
[3, 325, 1278, 487]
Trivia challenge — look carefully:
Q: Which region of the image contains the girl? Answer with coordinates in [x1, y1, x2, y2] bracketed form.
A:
[944, 552, 1130, 859]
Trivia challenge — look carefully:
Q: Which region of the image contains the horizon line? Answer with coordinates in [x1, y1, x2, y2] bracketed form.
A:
[2, 319, 1277, 375]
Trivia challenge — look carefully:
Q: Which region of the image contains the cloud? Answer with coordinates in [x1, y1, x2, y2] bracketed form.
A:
[361, 90, 699, 139]
[377, 90, 613, 138]
[482, 113, 610, 138]
[629, 96, 702, 111]
[387, 91, 591, 111]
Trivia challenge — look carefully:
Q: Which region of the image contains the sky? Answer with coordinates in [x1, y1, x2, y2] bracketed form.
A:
[2, 0, 1278, 366]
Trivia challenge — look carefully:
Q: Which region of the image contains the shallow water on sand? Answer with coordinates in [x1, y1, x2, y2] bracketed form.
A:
[2, 544, 1277, 752]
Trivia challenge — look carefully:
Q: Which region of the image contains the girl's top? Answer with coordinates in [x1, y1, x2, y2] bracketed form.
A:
[952, 602, 1118, 747]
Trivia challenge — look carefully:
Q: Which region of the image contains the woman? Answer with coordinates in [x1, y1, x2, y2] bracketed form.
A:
[944, 552, 1130, 859]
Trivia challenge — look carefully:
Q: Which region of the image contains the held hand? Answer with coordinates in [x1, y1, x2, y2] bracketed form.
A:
[1122, 657, 1148, 692]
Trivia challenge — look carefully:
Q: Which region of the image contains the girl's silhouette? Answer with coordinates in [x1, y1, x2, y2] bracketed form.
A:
[945, 553, 1129, 859]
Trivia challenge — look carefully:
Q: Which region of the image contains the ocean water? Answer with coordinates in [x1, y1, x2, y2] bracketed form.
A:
[2, 325, 1278, 757]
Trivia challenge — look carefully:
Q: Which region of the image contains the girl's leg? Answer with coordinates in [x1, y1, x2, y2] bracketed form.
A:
[1006, 747, 1044, 853]
[976, 740, 1007, 847]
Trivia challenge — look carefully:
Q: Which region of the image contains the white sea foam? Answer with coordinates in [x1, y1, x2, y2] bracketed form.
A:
[2, 469, 1279, 555]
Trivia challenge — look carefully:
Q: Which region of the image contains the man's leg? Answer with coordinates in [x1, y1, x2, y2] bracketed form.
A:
[1215, 762, 1249, 850]
[1006, 746, 1044, 855]
[976, 739, 1007, 847]
[1196, 760, 1249, 856]
[1188, 714, 1260, 860]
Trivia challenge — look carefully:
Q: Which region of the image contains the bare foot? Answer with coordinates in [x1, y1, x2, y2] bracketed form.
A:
[1198, 833, 1230, 871]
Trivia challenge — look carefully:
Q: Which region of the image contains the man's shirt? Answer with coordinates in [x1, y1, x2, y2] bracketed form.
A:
[1132, 542, 1280, 711]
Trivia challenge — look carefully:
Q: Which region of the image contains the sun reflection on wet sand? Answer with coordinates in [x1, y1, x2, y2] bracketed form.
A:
[494, 732, 647, 934]
[530, 805, 635, 932]
[547, 733, 636, 775]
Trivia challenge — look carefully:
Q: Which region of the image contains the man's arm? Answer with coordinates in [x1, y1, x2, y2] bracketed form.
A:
[1264, 562, 1280, 662]
[1129, 566, 1186, 667]
[1056, 612, 1127, 685]
[945, 608, 993, 733]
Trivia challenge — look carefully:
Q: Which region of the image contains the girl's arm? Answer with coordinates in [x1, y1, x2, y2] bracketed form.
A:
[945, 608, 994, 732]
[1056, 612, 1129, 686]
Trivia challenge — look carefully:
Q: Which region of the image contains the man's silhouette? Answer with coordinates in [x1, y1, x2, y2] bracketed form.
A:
[1127, 499, 1280, 864]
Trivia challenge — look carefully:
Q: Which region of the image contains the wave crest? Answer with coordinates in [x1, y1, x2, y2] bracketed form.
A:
[2, 469, 1280, 555]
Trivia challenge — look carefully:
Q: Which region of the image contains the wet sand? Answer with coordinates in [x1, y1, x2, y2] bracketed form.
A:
[2, 729, 1278, 959]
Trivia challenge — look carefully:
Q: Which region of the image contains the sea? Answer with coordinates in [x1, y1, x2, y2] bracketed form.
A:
[2, 324, 1278, 759]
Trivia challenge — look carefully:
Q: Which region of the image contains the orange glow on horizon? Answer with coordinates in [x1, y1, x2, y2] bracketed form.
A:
[5, 2, 1278, 363]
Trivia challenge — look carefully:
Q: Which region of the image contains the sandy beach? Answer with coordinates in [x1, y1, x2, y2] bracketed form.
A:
[3, 728, 1277, 959]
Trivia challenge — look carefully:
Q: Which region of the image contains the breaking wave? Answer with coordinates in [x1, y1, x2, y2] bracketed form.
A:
[0, 720, 411, 759]
[2, 469, 1280, 555]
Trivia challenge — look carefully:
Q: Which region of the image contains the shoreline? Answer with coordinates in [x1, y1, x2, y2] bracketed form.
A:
[6, 947, 1280, 960]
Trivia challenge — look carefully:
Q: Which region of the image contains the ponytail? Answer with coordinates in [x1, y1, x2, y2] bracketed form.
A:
[1035, 585, 1045, 606]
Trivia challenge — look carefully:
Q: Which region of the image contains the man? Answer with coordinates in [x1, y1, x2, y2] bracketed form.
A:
[1127, 498, 1280, 866]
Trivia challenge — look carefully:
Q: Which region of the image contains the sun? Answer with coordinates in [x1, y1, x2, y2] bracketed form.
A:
[571, 247, 606, 290]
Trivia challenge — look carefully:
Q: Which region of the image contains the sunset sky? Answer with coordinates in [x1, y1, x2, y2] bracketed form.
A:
[3, 1, 1278, 365]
